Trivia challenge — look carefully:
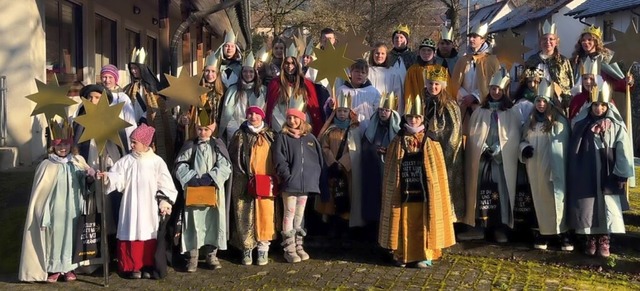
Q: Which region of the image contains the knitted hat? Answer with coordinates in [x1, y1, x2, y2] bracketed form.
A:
[100, 64, 119, 84]
[246, 106, 265, 120]
[286, 108, 306, 121]
[130, 123, 155, 147]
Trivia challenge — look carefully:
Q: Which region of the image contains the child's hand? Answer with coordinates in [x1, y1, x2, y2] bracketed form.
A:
[159, 200, 172, 216]
[86, 167, 96, 177]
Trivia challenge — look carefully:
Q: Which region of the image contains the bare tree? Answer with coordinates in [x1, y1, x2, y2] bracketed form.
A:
[438, 0, 463, 45]
[251, 0, 310, 36]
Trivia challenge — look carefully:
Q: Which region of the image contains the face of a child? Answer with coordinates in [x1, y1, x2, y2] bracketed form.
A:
[350, 68, 367, 87]
[438, 40, 453, 56]
[273, 43, 285, 58]
[393, 33, 407, 49]
[419, 47, 434, 62]
[301, 55, 313, 67]
[535, 98, 548, 113]
[591, 102, 608, 117]
[130, 139, 148, 153]
[580, 33, 596, 53]
[283, 57, 297, 75]
[88, 91, 102, 105]
[405, 114, 423, 127]
[204, 66, 218, 83]
[468, 35, 485, 51]
[242, 67, 255, 83]
[321, 33, 336, 48]
[426, 80, 442, 96]
[335, 108, 350, 121]
[247, 112, 263, 127]
[223, 43, 236, 59]
[286, 115, 302, 129]
[197, 126, 213, 140]
[582, 74, 595, 91]
[527, 78, 539, 90]
[489, 85, 503, 101]
[373, 47, 387, 65]
[53, 142, 71, 157]
[378, 108, 392, 121]
[129, 64, 141, 79]
[539, 33, 557, 54]
[101, 74, 116, 90]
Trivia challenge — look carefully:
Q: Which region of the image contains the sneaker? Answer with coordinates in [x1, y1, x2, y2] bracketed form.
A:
[597, 235, 610, 258]
[206, 253, 222, 269]
[533, 233, 548, 250]
[47, 272, 61, 283]
[129, 271, 142, 279]
[142, 271, 151, 279]
[257, 250, 269, 266]
[284, 250, 301, 263]
[415, 260, 433, 268]
[560, 235, 574, 251]
[584, 235, 597, 256]
[456, 226, 485, 241]
[241, 249, 253, 266]
[63, 271, 77, 282]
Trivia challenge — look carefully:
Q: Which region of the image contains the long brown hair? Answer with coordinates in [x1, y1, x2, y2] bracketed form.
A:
[278, 56, 308, 105]
[570, 33, 610, 66]
[481, 85, 513, 110]
[200, 67, 225, 96]
[527, 99, 563, 133]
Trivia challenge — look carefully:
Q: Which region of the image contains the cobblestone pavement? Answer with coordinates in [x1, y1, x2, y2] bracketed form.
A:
[2, 241, 639, 290]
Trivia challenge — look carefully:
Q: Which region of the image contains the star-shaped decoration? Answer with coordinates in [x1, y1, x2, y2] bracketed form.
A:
[159, 69, 210, 108]
[335, 28, 371, 61]
[311, 43, 355, 90]
[492, 192, 499, 200]
[492, 29, 531, 71]
[25, 77, 76, 120]
[74, 90, 131, 155]
[607, 24, 640, 68]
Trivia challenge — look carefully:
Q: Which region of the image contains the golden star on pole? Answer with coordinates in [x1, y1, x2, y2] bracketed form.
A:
[607, 24, 640, 67]
[492, 29, 531, 71]
[159, 69, 210, 108]
[25, 77, 76, 120]
[335, 28, 371, 61]
[311, 43, 355, 90]
[74, 90, 131, 155]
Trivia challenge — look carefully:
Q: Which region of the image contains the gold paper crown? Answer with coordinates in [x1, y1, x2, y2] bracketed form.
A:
[256, 45, 269, 63]
[580, 57, 599, 76]
[583, 25, 602, 40]
[489, 67, 510, 89]
[425, 65, 448, 83]
[204, 51, 220, 68]
[394, 24, 411, 37]
[304, 40, 316, 58]
[522, 67, 544, 80]
[285, 43, 298, 58]
[243, 52, 256, 68]
[471, 23, 489, 38]
[49, 119, 74, 141]
[541, 20, 557, 35]
[379, 91, 397, 110]
[223, 30, 237, 44]
[288, 95, 306, 112]
[590, 81, 612, 103]
[536, 79, 553, 101]
[335, 92, 352, 109]
[405, 94, 424, 116]
[130, 47, 147, 64]
[441, 26, 453, 41]
[196, 107, 215, 127]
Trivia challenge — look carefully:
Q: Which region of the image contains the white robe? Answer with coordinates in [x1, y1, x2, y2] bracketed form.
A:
[337, 84, 381, 133]
[105, 149, 178, 241]
[368, 66, 403, 111]
[218, 84, 267, 143]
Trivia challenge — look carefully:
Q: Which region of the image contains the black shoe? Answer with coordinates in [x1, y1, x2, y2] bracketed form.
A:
[533, 233, 548, 250]
[560, 234, 574, 251]
[129, 271, 142, 279]
[142, 271, 152, 279]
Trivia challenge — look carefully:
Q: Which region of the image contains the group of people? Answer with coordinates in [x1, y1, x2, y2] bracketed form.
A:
[19, 20, 636, 283]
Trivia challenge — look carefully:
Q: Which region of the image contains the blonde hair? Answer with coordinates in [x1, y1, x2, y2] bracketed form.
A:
[281, 119, 312, 136]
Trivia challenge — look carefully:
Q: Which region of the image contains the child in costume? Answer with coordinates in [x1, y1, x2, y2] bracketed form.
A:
[272, 104, 323, 263]
[513, 68, 544, 125]
[97, 124, 178, 279]
[228, 106, 277, 266]
[19, 120, 93, 283]
[174, 110, 232, 272]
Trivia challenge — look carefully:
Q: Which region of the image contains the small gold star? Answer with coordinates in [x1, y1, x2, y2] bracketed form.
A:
[159, 69, 210, 108]
[25, 78, 77, 120]
[311, 43, 354, 89]
[74, 90, 132, 155]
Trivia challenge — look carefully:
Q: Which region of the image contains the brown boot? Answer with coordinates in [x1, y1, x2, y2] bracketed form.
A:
[281, 230, 301, 263]
[206, 248, 222, 269]
[186, 249, 198, 273]
[597, 235, 610, 258]
[584, 235, 596, 256]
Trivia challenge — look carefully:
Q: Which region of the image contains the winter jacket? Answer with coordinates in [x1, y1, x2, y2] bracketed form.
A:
[272, 132, 324, 194]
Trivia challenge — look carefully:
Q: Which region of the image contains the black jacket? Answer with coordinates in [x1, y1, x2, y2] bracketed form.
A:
[272, 132, 323, 194]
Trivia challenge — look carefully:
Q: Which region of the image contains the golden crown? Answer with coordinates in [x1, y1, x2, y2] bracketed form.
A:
[489, 67, 510, 89]
[49, 119, 74, 141]
[288, 95, 306, 112]
[394, 24, 411, 36]
[425, 65, 448, 83]
[130, 47, 147, 64]
[541, 20, 557, 36]
[522, 67, 544, 80]
[196, 107, 215, 127]
[590, 81, 612, 103]
[536, 79, 553, 101]
[405, 94, 424, 116]
[285, 43, 298, 58]
[223, 30, 237, 44]
[204, 51, 220, 68]
[335, 92, 352, 109]
[379, 91, 397, 110]
[580, 57, 599, 76]
[440, 26, 453, 41]
[243, 52, 256, 68]
[583, 25, 602, 40]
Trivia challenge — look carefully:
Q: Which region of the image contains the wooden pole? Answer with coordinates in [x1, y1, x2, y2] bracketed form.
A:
[196, 23, 204, 73]
[99, 154, 109, 287]
[181, 2, 191, 76]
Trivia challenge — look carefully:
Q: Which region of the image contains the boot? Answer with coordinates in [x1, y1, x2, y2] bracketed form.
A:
[257, 249, 269, 266]
[295, 229, 310, 261]
[187, 249, 198, 273]
[584, 235, 597, 256]
[281, 230, 301, 263]
[206, 248, 222, 269]
[597, 235, 610, 258]
[241, 249, 253, 266]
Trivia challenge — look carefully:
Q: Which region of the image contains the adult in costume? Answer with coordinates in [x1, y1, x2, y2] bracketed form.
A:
[570, 25, 614, 82]
[228, 106, 277, 266]
[124, 47, 175, 163]
[265, 44, 323, 135]
[19, 121, 92, 282]
[519, 80, 572, 251]
[459, 70, 521, 242]
[567, 82, 634, 258]
[437, 27, 460, 76]
[337, 59, 381, 132]
[174, 110, 232, 272]
[378, 94, 455, 268]
[217, 30, 243, 88]
[423, 65, 464, 222]
[219, 52, 267, 144]
[100, 64, 138, 142]
[388, 24, 417, 81]
[524, 20, 574, 108]
[404, 38, 444, 114]
[450, 23, 500, 133]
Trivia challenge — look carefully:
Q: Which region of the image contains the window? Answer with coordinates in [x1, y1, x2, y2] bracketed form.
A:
[45, 0, 83, 84]
[603, 19, 614, 42]
[126, 29, 141, 64]
[146, 36, 158, 73]
[94, 14, 117, 82]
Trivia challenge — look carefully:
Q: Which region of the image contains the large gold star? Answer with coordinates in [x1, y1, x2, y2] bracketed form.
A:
[311, 43, 355, 89]
[25, 78, 76, 120]
[335, 29, 371, 61]
[492, 29, 531, 71]
[159, 69, 210, 108]
[74, 90, 131, 155]
[607, 25, 640, 68]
